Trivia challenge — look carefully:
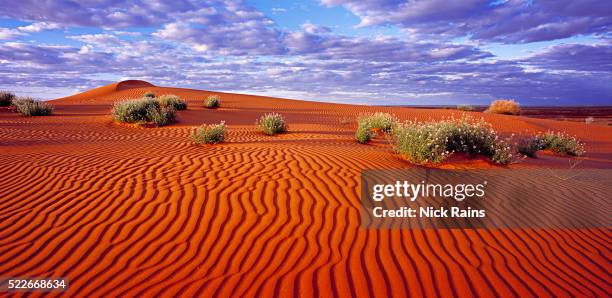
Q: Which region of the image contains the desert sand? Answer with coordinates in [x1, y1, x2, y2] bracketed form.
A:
[1, 80, 610, 297]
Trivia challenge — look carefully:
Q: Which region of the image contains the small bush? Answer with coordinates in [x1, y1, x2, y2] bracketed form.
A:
[12, 97, 53, 116]
[0, 91, 15, 106]
[159, 94, 187, 110]
[485, 99, 520, 115]
[541, 131, 585, 156]
[205, 95, 221, 108]
[391, 117, 514, 165]
[149, 105, 176, 126]
[517, 136, 544, 158]
[256, 112, 287, 135]
[457, 104, 475, 111]
[192, 122, 226, 144]
[355, 112, 397, 143]
[585, 117, 594, 124]
[144, 91, 156, 98]
[112, 97, 175, 126]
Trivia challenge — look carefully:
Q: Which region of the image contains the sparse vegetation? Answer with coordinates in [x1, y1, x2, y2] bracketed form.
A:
[540, 131, 585, 156]
[517, 136, 544, 158]
[585, 116, 594, 124]
[457, 104, 475, 111]
[256, 112, 287, 135]
[159, 94, 187, 110]
[355, 112, 397, 143]
[485, 99, 520, 115]
[205, 95, 221, 109]
[149, 105, 176, 126]
[12, 97, 53, 116]
[0, 91, 15, 106]
[192, 122, 226, 144]
[143, 91, 156, 98]
[111, 97, 175, 126]
[391, 117, 514, 165]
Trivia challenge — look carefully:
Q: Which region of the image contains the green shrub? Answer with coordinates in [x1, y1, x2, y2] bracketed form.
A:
[112, 97, 175, 126]
[484, 99, 520, 115]
[12, 97, 53, 116]
[143, 91, 156, 98]
[256, 112, 287, 135]
[355, 112, 397, 143]
[0, 91, 15, 106]
[355, 125, 373, 144]
[391, 117, 513, 165]
[457, 104, 475, 111]
[149, 105, 176, 126]
[112, 97, 158, 123]
[205, 95, 221, 108]
[159, 94, 187, 110]
[541, 131, 585, 156]
[192, 122, 226, 144]
[517, 136, 544, 158]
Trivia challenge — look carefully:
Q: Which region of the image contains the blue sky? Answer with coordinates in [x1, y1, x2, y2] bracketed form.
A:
[0, 0, 611, 105]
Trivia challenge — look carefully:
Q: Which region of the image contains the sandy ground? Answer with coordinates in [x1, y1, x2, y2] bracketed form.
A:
[1, 81, 610, 297]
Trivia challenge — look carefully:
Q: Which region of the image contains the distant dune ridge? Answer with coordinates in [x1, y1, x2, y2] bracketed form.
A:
[1, 80, 611, 297]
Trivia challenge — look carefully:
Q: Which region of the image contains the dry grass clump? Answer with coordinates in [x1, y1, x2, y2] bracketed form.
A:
[456, 104, 475, 111]
[192, 122, 226, 144]
[484, 99, 520, 115]
[159, 94, 187, 110]
[355, 112, 397, 143]
[517, 131, 585, 158]
[111, 97, 175, 126]
[0, 91, 15, 106]
[205, 95, 221, 109]
[391, 117, 514, 165]
[12, 97, 54, 116]
[143, 91, 156, 98]
[540, 131, 585, 156]
[517, 136, 544, 158]
[256, 112, 287, 135]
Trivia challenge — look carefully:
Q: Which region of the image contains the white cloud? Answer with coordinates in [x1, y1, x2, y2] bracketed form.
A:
[17, 22, 61, 32]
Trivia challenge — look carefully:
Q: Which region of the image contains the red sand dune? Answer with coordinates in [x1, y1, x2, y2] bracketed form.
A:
[1, 81, 611, 297]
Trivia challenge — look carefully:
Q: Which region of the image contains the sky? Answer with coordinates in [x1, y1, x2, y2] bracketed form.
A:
[0, 0, 611, 106]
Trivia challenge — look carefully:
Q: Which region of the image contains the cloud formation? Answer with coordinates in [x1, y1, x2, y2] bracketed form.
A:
[321, 0, 612, 43]
[0, 0, 610, 105]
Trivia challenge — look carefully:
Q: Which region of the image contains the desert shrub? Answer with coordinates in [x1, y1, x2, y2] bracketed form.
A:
[112, 97, 159, 123]
[256, 112, 287, 135]
[112, 97, 175, 126]
[457, 104, 475, 111]
[143, 91, 156, 98]
[485, 99, 520, 115]
[159, 94, 187, 110]
[540, 131, 585, 156]
[148, 105, 176, 126]
[355, 126, 373, 144]
[0, 90, 15, 106]
[585, 117, 594, 124]
[205, 95, 221, 108]
[355, 112, 397, 143]
[12, 97, 53, 116]
[391, 117, 514, 165]
[517, 136, 544, 158]
[192, 122, 226, 144]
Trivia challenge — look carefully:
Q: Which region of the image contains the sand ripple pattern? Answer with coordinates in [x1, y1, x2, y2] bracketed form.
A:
[1, 85, 611, 297]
